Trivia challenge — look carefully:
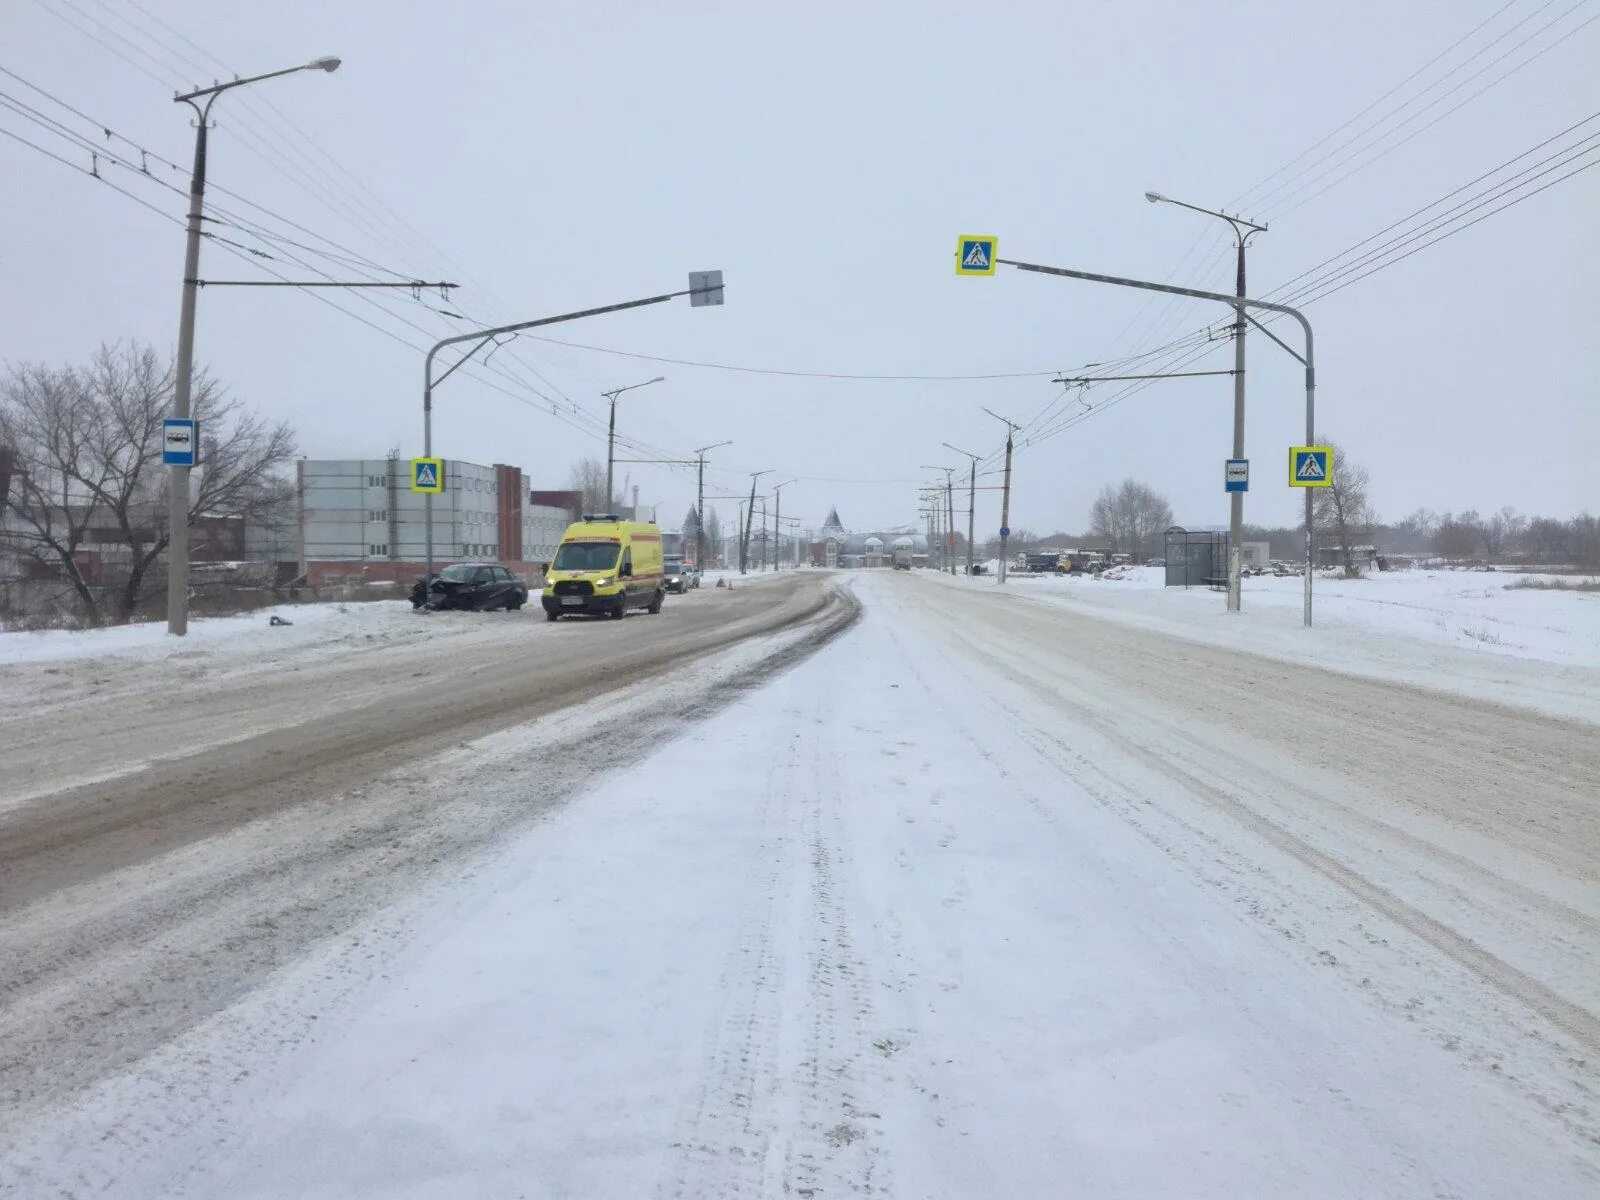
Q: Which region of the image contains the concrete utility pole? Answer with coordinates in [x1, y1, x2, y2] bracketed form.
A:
[983, 408, 1020, 585]
[771, 480, 795, 571]
[741, 470, 769, 574]
[1147, 192, 1266, 614]
[167, 55, 341, 635]
[921, 465, 956, 573]
[944, 443, 980, 577]
[603, 376, 664, 510]
[945, 472, 957, 575]
[692, 441, 732, 567]
[992, 254, 1316, 625]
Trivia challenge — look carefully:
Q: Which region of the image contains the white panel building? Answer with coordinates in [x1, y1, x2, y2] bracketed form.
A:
[297, 457, 571, 582]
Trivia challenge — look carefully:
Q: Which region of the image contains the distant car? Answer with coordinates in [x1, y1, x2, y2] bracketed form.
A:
[663, 562, 695, 594]
[410, 563, 529, 612]
[1146, 558, 1165, 567]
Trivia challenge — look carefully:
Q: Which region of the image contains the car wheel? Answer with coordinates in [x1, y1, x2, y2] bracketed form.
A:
[545, 610, 560, 622]
[509, 596, 525, 610]
[609, 602, 625, 620]
[647, 589, 663, 614]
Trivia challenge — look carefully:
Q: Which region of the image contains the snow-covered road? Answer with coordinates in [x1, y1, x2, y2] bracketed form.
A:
[2, 571, 1595, 1198]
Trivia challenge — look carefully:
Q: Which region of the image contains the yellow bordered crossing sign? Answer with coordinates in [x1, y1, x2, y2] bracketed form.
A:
[410, 457, 444, 493]
[955, 235, 998, 276]
[1289, 445, 1333, 488]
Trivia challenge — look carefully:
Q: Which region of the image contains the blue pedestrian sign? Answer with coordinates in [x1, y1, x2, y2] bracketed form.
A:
[1000, 526, 1011, 538]
[1288, 445, 1334, 489]
[410, 457, 444, 494]
[1225, 459, 1249, 493]
[162, 418, 198, 467]
[955, 234, 998, 276]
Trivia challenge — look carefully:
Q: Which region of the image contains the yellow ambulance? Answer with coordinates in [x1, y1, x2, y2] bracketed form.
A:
[541, 515, 667, 621]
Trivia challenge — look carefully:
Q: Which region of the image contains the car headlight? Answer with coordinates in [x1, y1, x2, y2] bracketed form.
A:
[594, 577, 612, 588]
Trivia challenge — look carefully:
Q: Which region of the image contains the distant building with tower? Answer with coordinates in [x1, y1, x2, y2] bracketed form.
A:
[806, 508, 929, 568]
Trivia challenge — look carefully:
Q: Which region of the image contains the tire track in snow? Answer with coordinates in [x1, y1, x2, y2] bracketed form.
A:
[909, 599, 1600, 1145]
[659, 603, 893, 1198]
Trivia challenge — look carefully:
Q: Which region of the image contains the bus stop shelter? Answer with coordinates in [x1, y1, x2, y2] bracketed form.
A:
[1165, 525, 1231, 589]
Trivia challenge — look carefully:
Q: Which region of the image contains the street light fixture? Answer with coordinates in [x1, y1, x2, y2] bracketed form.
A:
[1146, 189, 1267, 616]
[603, 376, 666, 508]
[421, 276, 722, 571]
[166, 56, 343, 636]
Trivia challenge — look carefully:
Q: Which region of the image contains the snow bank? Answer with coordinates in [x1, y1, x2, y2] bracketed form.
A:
[0, 601, 426, 666]
[931, 566, 1600, 721]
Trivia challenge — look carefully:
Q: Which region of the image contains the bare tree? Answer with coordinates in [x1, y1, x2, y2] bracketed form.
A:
[1570, 513, 1600, 571]
[1088, 480, 1173, 559]
[1398, 507, 1438, 536]
[1478, 506, 1525, 563]
[1433, 512, 1478, 563]
[702, 506, 722, 566]
[1522, 516, 1570, 566]
[1308, 440, 1375, 577]
[1, 343, 294, 624]
[566, 456, 612, 515]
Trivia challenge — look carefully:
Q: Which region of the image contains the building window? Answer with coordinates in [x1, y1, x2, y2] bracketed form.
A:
[367, 474, 388, 488]
[368, 509, 388, 522]
[368, 543, 387, 556]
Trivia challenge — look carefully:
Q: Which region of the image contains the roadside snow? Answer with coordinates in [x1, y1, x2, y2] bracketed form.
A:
[0, 600, 423, 666]
[939, 566, 1600, 721]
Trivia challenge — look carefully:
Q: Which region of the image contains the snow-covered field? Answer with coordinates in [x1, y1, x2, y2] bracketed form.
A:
[946, 565, 1600, 721]
[5, 571, 1594, 1198]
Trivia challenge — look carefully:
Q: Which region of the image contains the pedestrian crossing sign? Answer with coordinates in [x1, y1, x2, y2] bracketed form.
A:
[1289, 446, 1333, 488]
[410, 457, 444, 493]
[956, 235, 998, 276]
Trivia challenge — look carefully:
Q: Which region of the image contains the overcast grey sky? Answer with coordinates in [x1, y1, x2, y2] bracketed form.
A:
[4, 0, 1596, 538]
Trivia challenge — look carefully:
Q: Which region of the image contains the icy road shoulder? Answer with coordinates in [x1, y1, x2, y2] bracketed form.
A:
[3, 572, 1595, 1198]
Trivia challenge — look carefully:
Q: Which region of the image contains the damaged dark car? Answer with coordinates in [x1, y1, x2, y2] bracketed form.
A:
[410, 563, 529, 612]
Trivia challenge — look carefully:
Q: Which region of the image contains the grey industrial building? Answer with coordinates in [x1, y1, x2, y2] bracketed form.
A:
[297, 457, 574, 585]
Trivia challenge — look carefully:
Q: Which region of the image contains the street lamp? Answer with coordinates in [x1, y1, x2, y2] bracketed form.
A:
[1146, 189, 1266, 615]
[943, 442, 981, 577]
[166, 56, 342, 635]
[603, 376, 665, 508]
